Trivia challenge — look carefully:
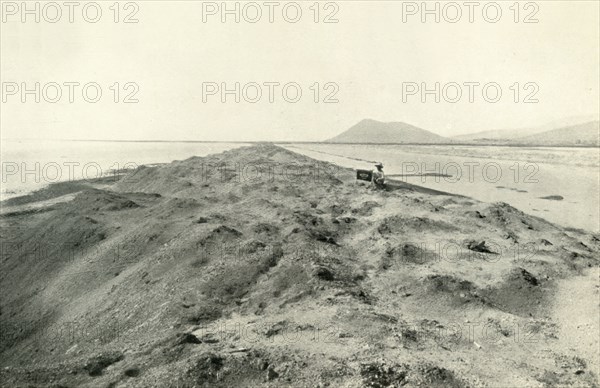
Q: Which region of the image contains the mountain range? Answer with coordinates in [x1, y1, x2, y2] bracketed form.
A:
[327, 117, 600, 146]
[326, 119, 448, 144]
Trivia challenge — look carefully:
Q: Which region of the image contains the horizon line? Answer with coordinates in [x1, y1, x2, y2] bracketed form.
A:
[1, 138, 598, 148]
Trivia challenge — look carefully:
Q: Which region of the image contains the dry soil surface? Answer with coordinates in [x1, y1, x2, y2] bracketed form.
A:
[1, 144, 598, 387]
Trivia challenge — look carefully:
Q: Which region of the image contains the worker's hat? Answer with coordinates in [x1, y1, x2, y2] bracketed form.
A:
[375, 162, 384, 168]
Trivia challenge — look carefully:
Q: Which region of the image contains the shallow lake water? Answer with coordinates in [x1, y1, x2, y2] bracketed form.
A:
[284, 144, 600, 233]
[0, 140, 247, 201]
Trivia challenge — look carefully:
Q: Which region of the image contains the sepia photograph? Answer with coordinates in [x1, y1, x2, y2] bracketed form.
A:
[1, 1, 599, 387]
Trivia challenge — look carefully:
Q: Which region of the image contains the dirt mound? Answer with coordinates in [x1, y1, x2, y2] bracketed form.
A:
[377, 215, 456, 235]
[351, 200, 381, 216]
[1, 143, 598, 387]
[416, 364, 464, 388]
[360, 361, 409, 387]
[113, 143, 349, 197]
[483, 267, 551, 317]
[71, 189, 140, 212]
[381, 243, 435, 267]
[482, 201, 553, 232]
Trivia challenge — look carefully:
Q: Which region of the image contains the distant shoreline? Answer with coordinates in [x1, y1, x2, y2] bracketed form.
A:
[2, 139, 599, 148]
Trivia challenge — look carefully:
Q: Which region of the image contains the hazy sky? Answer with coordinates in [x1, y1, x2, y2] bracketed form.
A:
[1, 0, 599, 141]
